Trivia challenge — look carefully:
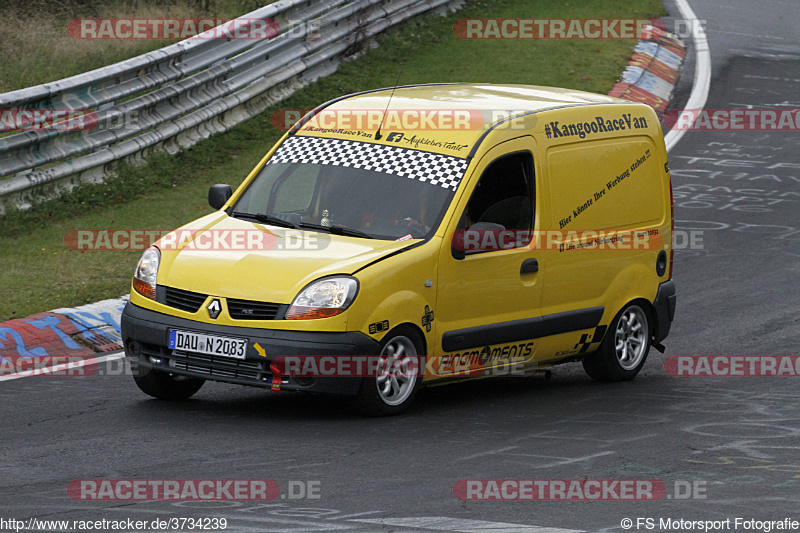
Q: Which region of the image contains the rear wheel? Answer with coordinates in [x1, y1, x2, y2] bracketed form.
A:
[354, 326, 424, 416]
[134, 370, 205, 400]
[582, 302, 651, 382]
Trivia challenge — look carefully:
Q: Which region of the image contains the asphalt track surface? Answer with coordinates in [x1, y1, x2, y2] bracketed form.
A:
[3, 1, 800, 532]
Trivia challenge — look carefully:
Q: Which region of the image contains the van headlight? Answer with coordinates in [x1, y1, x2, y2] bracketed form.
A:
[286, 276, 358, 320]
[133, 246, 160, 300]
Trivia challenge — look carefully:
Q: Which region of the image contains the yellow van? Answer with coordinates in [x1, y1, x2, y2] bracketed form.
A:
[121, 83, 676, 415]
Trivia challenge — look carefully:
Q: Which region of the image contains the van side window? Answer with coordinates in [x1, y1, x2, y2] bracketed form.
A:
[460, 151, 534, 249]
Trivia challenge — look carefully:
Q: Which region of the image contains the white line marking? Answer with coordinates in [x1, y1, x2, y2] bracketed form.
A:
[664, 0, 711, 153]
[503, 451, 615, 468]
[335, 511, 384, 520]
[0, 350, 124, 382]
[457, 446, 519, 461]
[705, 28, 790, 42]
[516, 431, 659, 446]
[285, 462, 329, 470]
[353, 517, 584, 533]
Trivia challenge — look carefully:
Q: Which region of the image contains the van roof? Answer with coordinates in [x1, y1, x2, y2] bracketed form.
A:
[290, 83, 633, 158]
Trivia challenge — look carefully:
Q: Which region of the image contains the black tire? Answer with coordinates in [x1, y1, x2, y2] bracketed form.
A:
[354, 326, 425, 416]
[133, 370, 205, 400]
[582, 302, 651, 382]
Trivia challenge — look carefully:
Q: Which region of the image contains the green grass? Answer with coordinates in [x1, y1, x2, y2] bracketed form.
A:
[0, 0, 259, 93]
[0, 0, 666, 321]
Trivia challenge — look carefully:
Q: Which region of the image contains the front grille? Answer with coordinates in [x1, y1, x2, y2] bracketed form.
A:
[138, 342, 271, 386]
[227, 298, 282, 320]
[169, 351, 268, 382]
[163, 286, 206, 313]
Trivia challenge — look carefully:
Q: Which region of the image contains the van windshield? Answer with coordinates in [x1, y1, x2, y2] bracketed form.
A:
[232, 136, 468, 240]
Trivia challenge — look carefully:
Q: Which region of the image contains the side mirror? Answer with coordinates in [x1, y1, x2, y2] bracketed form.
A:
[208, 184, 232, 210]
[451, 222, 506, 259]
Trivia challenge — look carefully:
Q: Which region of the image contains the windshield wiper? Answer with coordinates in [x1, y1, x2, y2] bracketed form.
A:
[231, 211, 299, 229]
[299, 222, 374, 239]
[233, 213, 372, 238]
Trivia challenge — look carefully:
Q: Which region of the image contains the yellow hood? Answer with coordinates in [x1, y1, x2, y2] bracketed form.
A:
[155, 212, 416, 303]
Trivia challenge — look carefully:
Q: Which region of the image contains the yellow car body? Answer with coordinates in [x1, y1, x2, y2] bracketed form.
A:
[122, 83, 676, 414]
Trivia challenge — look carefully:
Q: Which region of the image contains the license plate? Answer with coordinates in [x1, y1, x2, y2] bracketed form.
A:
[168, 330, 248, 360]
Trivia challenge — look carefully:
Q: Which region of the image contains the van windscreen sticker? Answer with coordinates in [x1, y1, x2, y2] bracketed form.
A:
[268, 136, 468, 191]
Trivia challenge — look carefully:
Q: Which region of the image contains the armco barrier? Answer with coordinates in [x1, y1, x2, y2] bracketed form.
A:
[0, 0, 463, 213]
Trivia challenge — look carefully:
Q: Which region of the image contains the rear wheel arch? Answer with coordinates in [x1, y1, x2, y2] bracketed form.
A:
[582, 298, 653, 382]
[596, 296, 656, 343]
[633, 297, 657, 334]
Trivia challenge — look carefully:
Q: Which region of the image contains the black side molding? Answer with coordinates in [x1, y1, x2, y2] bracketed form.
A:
[442, 306, 604, 352]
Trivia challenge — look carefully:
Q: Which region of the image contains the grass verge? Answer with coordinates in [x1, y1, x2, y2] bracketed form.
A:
[0, 0, 256, 93]
[0, 0, 666, 320]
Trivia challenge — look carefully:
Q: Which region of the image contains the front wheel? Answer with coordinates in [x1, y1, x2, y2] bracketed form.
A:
[354, 326, 424, 416]
[134, 370, 205, 400]
[582, 302, 651, 382]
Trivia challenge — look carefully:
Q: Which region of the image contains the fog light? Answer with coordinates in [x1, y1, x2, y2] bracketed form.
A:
[126, 340, 141, 356]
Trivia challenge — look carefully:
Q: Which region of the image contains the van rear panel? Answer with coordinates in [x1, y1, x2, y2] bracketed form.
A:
[529, 104, 671, 357]
[545, 136, 665, 231]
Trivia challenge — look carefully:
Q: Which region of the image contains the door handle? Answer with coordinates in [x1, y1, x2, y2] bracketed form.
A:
[521, 258, 539, 274]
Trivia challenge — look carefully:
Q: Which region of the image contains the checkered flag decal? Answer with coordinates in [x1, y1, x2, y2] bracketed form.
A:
[268, 136, 468, 191]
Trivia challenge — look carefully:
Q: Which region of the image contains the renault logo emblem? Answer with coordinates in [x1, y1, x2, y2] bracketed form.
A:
[207, 299, 222, 319]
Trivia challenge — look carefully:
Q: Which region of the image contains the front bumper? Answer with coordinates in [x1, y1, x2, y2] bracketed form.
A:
[121, 302, 379, 395]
